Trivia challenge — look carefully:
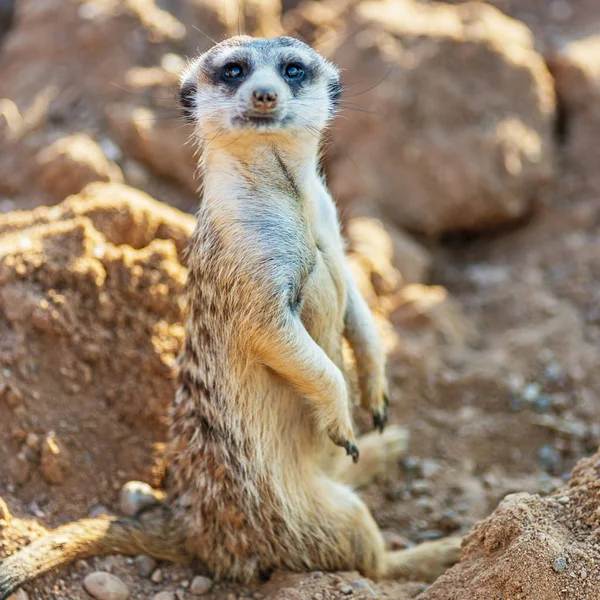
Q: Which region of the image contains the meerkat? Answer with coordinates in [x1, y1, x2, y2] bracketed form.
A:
[0, 36, 461, 598]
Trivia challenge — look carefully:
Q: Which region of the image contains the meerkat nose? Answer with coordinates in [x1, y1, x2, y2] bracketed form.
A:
[251, 87, 278, 111]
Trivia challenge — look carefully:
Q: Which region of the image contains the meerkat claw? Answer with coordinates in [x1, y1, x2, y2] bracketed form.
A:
[373, 405, 388, 433]
[344, 440, 360, 463]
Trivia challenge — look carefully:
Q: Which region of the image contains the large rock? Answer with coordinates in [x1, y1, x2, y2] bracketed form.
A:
[421, 450, 600, 599]
[36, 134, 123, 200]
[323, 0, 556, 235]
[547, 35, 600, 193]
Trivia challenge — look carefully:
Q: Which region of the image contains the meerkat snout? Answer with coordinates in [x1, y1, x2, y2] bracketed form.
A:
[251, 86, 278, 112]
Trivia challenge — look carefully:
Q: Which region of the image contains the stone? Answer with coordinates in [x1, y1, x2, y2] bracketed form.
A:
[134, 554, 157, 578]
[346, 217, 431, 294]
[107, 104, 198, 194]
[40, 432, 71, 485]
[119, 480, 161, 516]
[547, 35, 600, 193]
[151, 568, 164, 583]
[83, 572, 129, 600]
[390, 284, 477, 350]
[36, 134, 123, 200]
[326, 0, 555, 235]
[190, 575, 213, 596]
[152, 593, 175, 600]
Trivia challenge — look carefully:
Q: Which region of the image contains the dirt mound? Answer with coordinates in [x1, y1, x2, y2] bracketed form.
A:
[0, 183, 192, 529]
[422, 450, 600, 599]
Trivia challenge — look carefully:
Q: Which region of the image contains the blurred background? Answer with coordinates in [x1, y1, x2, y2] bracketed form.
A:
[1, 1, 600, 599]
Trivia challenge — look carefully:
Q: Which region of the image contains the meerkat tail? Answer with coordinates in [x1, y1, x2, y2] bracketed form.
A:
[0, 516, 189, 599]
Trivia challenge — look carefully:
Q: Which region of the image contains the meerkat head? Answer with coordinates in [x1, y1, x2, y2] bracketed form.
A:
[180, 36, 341, 144]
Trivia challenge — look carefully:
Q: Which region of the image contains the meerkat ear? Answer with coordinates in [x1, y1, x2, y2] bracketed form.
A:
[179, 80, 197, 122]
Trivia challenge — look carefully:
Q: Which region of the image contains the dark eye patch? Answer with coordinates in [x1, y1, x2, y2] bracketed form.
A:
[203, 50, 253, 91]
[280, 58, 313, 96]
[179, 81, 197, 122]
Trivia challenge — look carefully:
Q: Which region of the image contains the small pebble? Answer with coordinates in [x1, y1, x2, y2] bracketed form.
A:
[534, 395, 553, 414]
[151, 568, 164, 583]
[581, 568, 588, 579]
[89, 505, 111, 518]
[190, 575, 213, 596]
[417, 529, 444, 541]
[410, 480, 430, 496]
[553, 556, 567, 573]
[351, 579, 376, 596]
[522, 383, 541, 402]
[8, 590, 29, 600]
[83, 572, 129, 600]
[420, 459, 441, 479]
[557, 496, 570, 504]
[337, 583, 353, 595]
[119, 480, 160, 516]
[152, 593, 175, 600]
[134, 554, 157, 578]
[538, 444, 561, 474]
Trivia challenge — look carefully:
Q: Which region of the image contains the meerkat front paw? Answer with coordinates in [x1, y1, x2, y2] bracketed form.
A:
[360, 373, 389, 434]
[325, 410, 359, 463]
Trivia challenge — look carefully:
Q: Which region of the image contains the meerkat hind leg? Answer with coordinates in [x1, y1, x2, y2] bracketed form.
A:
[334, 425, 409, 489]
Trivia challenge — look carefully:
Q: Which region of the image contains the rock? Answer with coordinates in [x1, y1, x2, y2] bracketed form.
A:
[350, 578, 377, 597]
[172, 0, 282, 44]
[36, 134, 123, 200]
[346, 217, 431, 294]
[107, 103, 198, 194]
[2, 384, 22, 408]
[325, 0, 555, 235]
[151, 568, 164, 583]
[89, 505, 112, 518]
[152, 593, 175, 600]
[7, 589, 28, 600]
[336, 583, 353, 595]
[40, 432, 71, 485]
[547, 35, 600, 193]
[83, 572, 129, 600]
[134, 554, 157, 578]
[190, 575, 213, 596]
[8, 452, 30, 485]
[119, 480, 161, 516]
[390, 284, 477, 350]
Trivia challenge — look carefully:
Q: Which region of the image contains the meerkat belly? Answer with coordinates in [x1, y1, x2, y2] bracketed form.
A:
[300, 244, 347, 356]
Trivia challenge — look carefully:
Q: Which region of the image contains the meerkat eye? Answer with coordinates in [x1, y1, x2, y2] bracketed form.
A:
[222, 63, 244, 80]
[284, 63, 304, 80]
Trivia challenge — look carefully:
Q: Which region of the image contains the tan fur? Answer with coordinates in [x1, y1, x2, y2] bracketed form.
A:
[0, 37, 461, 599]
